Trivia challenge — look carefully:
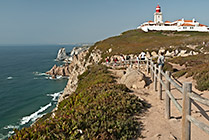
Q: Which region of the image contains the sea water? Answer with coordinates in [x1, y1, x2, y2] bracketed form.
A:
[0, 45, 76, 139]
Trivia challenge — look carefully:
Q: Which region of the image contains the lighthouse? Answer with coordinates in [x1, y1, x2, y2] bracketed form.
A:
[154, 4, 163, 24]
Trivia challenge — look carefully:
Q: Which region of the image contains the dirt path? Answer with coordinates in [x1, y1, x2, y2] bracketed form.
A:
[110, 66, 209, 140]
[136, 70, 209, 140]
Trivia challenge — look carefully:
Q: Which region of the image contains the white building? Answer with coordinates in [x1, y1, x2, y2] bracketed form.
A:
[137, 4, 209, 32]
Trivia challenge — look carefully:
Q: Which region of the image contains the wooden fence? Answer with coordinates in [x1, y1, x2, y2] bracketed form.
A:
[147, 59, 209, 140]
[109, 58, 209, 140]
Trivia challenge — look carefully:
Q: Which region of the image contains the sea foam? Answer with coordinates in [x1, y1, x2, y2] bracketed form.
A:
[20, 103, 52, 125]
[47, 90, 63, 101]
[3, 125, 19, 130]
[33, 72, 49, 76]
[7, 77, 13, 80]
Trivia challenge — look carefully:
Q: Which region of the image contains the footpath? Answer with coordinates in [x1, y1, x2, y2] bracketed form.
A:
[110, 64, 209, 140]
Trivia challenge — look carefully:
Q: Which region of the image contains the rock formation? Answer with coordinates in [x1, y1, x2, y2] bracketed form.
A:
[56, 48, 68, 61]
[47, 46, 102, 105]
[120, 68, 146, 89]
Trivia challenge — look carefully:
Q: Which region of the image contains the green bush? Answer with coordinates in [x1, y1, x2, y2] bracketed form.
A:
[173, 69, 187, 78]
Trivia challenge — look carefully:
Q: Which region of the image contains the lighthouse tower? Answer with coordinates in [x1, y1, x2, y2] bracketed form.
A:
[154, 4, 163, 24]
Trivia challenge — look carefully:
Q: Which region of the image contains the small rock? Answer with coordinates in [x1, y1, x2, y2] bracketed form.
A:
[154, 133, 161, 138]
[169, 133, 177, 140]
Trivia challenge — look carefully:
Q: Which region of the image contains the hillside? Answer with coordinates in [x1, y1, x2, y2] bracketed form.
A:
[93, 29, 209, 58]
[92, 29, 209, 91]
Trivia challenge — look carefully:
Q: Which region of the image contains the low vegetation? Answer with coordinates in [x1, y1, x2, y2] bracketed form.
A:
[10, 65, 148, 140]
[170, 54, 209, 91]
[91, 29, 209, 59]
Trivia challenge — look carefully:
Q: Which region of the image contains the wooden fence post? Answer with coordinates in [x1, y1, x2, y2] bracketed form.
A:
[158, 65, 162, 100]
[165, 71, 171, 119]
[182, 82, 192, 140]
[137, 59, 140, 70]
[146, 59, 150, 74]
[151, 62, 154, 80]
[153, 64, 157, 91]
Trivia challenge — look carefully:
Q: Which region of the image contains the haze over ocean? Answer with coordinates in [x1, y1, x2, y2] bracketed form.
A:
[0, 45, 75, 139]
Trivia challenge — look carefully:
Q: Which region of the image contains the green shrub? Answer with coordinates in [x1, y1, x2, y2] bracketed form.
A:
[173, 69, 187, 78]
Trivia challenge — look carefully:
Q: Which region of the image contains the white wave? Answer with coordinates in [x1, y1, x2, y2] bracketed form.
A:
[7, 76, 13, 80]
[45, 76, 67, 80]
[31, 113, 46, 122]
[33, 72, 49, 76]
[3, 125, 19, 130]
[8, 131, 14, 135]
[56, 75, 62, 79]
[47, 90, 63, 101]
[20, 103, 52, 125]
[45, 76, 53, 80]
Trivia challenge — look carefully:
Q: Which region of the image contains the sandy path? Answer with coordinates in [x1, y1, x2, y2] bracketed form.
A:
[135, 70, 209, 140]
[110, 66, 209, 140]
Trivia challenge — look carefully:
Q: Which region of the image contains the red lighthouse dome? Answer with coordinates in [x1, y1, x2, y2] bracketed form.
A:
[156, 4, 161, 13]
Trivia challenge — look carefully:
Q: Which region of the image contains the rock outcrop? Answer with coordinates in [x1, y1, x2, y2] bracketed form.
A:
[56, 48, 68, 61]
[120, 68, 146, 89]
[47, 46, 102, 105]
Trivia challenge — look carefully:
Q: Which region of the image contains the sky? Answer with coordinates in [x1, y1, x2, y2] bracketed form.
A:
[0, 0, 209, 45]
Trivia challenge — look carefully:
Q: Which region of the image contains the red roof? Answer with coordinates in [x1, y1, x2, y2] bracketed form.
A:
[165, 21, 171, 23]
[148, 21, 154, 23]
[184, 20, 193, 22]
[180, 23, 195, 27]
[199, 24, 207, 27]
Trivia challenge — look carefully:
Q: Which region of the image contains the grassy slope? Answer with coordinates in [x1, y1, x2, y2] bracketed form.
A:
[93, 29, 209, 58]
[10, 65, 148, 140]
[170, 54, 209, 91]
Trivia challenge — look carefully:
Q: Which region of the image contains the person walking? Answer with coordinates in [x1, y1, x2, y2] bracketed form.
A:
[139, 51, 146, 61]
[157, 52, 165, 68]
[139, 51, 146, 64]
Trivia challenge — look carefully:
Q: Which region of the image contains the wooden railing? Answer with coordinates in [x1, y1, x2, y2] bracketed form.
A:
[108, 58, 209, 140]
[147, 59, 209, 140]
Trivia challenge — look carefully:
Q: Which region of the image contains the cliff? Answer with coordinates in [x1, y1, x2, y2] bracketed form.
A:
[46, 47, 102, 104]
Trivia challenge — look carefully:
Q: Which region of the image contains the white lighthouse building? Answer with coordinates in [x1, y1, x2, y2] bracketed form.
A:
[154, 4, 163, 24]
[137, 4, 209, 32]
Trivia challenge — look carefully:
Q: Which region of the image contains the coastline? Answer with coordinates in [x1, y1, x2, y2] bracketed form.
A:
[45, 45, 102, 113]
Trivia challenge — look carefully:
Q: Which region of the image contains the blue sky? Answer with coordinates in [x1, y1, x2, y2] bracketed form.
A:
[0, 0, 209, 45]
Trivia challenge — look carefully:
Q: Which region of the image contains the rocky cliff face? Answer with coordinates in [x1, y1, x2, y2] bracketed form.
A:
[47, 46, 102, 106]
[56, 48, 68, 61]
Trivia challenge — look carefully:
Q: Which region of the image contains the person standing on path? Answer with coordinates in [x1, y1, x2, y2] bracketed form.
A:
[139, 51, 146, 64]
[157, 52, 165, 68]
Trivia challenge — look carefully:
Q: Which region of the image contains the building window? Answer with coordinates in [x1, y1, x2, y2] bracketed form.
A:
[183, 27, 187, 29]
[190, 27, 194, 29]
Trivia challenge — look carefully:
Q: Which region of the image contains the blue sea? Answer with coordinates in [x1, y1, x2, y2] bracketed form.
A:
[0, 45, 76, 139]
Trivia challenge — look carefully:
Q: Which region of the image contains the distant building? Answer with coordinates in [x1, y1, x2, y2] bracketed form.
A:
[137, 4, 209, 32]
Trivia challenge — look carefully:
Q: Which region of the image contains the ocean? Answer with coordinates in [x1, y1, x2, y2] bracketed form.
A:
[0, 45, 76, 139]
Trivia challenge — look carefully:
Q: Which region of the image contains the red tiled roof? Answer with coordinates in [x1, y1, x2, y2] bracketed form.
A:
[180, 23, 195, 26]
[199, 24, 207, 27]
[176, 19, 193, 22]
[165, 21, 172, 23]
[148, 21, 154, 23]
[184, 20, 193, 22]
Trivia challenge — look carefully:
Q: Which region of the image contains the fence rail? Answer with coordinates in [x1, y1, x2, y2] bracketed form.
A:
[109, 58, 209, 140]
[147, 59, 209, 140]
